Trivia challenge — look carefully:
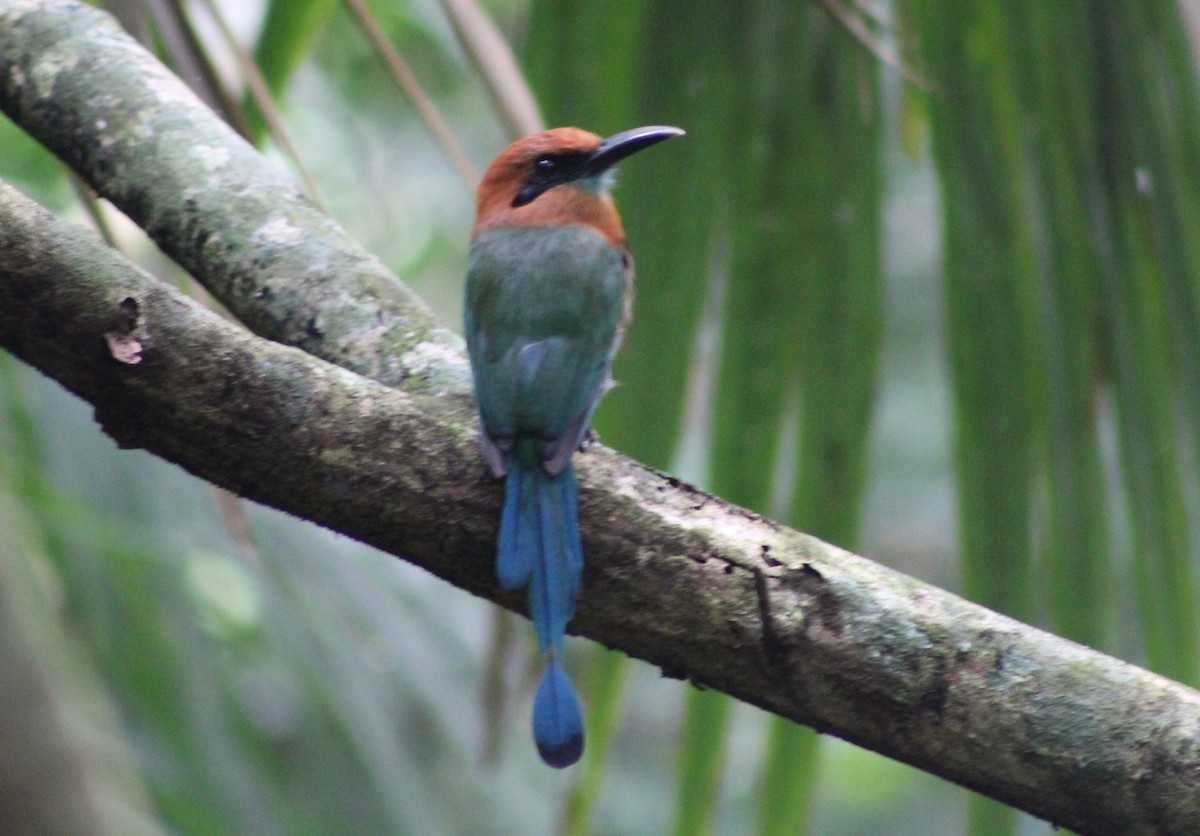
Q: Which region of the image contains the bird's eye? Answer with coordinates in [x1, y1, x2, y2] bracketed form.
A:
[534, 156, 557, 176]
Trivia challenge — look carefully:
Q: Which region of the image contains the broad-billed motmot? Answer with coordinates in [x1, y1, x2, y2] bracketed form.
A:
[465, 125, 683, 767]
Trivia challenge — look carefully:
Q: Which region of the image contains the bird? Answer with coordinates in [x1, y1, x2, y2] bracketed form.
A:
[465, 125, 683, 767]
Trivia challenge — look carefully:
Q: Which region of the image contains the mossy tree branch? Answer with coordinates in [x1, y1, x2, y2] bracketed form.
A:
[2, 2, 1200, 833]
[0, 0, 461, 392]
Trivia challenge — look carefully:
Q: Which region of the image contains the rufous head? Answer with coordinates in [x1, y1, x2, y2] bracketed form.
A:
[472, 126, 684, 240]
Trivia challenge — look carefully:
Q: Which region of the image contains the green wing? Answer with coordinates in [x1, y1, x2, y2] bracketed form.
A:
[465, 224, 626, 473]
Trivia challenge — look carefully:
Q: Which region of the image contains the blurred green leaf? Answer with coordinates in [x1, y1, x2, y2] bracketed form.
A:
[1014, 2, 1114, 649]
[713, 5, 884, 832]
[913, 1, 1200, 831]
[671, 687, 731, 836]
[1091, 2, 1200, 684]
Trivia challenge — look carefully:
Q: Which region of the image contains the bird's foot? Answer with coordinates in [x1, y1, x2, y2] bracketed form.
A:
[579, 427, 599, 453]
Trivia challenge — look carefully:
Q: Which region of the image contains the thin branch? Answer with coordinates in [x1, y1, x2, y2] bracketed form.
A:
[813, 0, 932, 92]
[342, 0, 479, 187]
[149, 0, 252, 135]
[438, 0, 544, 139]
[191, 0, 328, 208]
[2, 3, 1200, 833]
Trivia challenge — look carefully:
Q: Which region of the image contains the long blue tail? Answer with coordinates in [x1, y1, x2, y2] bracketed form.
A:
[497, 454, 585, 768]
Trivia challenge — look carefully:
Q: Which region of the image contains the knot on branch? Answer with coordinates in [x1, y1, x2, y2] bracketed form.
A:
[103, 296, 144, 365]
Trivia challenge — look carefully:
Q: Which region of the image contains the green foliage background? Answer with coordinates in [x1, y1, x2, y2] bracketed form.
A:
[2, 0, 1200, 833]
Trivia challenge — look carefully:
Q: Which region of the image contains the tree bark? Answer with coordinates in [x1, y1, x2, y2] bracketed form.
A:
[2, 2, 1200, 833]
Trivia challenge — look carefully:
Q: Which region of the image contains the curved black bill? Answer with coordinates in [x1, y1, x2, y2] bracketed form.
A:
[584, 125, 685, 176]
